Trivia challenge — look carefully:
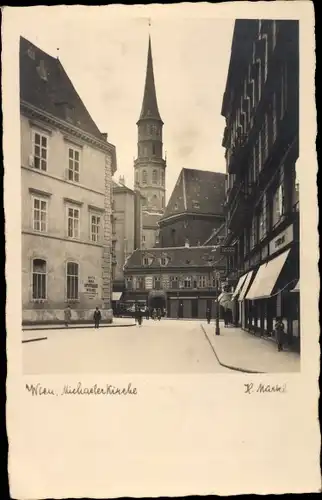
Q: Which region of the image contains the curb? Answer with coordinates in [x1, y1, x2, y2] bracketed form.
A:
[200, 324, 265, 374]
[22, 323, 136, 332]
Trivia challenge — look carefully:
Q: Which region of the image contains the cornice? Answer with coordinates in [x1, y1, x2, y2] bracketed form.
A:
[159, 212, 225, 226]
[21, 100, 117, 173]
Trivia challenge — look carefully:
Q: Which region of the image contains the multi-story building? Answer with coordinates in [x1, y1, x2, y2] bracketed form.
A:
[134, 36, 166, 248]
[111, 177, 143, 303]
[123, 245, 226, 318]
[20, 37, 117, 324]
[221, 20, 300, 350]
[158, 168, 226, 248]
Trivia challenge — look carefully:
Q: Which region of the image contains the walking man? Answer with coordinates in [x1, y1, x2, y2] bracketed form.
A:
[206, 307, 211, 325]
[64, 304, 72, 327]
[275, 317, 285, 351]
[93, 306, 101, 329]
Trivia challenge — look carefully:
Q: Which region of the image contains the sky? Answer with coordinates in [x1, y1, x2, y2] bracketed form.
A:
[14, 7, 234, 199]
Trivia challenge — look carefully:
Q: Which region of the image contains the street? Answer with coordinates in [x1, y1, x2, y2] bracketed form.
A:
[22, 319, 233, 374]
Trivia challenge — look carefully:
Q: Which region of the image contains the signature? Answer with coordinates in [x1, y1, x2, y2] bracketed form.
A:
[244, 382, 287, 394]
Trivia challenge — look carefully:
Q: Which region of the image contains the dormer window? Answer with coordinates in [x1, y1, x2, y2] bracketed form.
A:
[143, 255, 153, 266]
[37, 60, 48, 82]
[174, 203, 178, 210]
[160, 256, 169, 266]
[192, 200, 200, 209]
[27, 47, 35, 60]
[65, 105, 75, 123]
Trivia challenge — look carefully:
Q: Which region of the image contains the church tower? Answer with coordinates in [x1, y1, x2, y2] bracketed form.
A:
[134, 36, 166, 213]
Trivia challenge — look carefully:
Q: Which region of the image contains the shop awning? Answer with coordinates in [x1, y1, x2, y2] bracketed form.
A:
[291, 279, 300, 292]
[218, 292, 224, 302]
[231, 274, 248, 299]
[245, 248, 291, 300]
[238, 271, 254, 301]
[112, 292, 123, 301]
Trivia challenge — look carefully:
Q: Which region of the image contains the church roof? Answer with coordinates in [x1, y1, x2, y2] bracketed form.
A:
[138, 36, 162, 122]
[124, 245, 226, 271]
[20, 36, 105, 141]
[161, 168, 227, 221]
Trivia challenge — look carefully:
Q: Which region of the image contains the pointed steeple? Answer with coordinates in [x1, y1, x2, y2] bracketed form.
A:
[138, 36, 162, 122]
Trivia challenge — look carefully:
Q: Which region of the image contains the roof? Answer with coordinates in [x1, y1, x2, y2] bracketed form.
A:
[142, 211, 162, 228]
[138, 36, 162, 123]
[161, 168, 227, 221]
[20, 36, 105, 141]
[203, 222, 227, 246]
[124, 245, 226, 270]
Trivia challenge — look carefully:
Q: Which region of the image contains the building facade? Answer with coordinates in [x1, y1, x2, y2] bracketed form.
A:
[134, 36, 166, 248]
[158, 168, 226, 248]
[20, 37, 117, 324]
[123, 245, 227, 319]
[111, 177, 143, 299]
[221, 20, 300, 350]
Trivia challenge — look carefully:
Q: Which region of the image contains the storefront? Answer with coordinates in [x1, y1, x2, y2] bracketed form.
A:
[231, 273, 248, 325]
[238, 270, 255, 330]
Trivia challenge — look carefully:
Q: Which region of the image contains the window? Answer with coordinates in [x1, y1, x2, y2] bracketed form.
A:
[160, 257, 168, 266]
[152, 144, 156, 155]
[91, 214, 101, 242]
[68, 148, 80, 182]
[184, 276, 192, 289]
[126, 277, 132, 290]
[142, 235, 146, 242]
[161, 171, 165, 186]
[135, 171, 139, 185]
[259, 193, 268, 240]
[67, 206, 80, 239]
[32, 259, 47, 299]
[152, 169, 158, 184]
[192, 200, 200, 209]
[250, 215, 258, 249]
[198, 276, 208, 288]
[153, 277, 161, 290]
[143, 256, 150, 266]
[32, 197, 47, 232]
[272, 92, 277, 143]
[66, 262, 79, 300]
[142, 170, 147, 184]
[170, 276, 179, 289]
[136, 277, 145, 290]
[32, 131, 48, 171]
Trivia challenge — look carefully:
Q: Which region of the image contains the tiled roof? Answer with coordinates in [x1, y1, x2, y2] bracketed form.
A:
[162, 168, 226, 220]
[124, 246, 226, 270]
[20, 37, 104, 140]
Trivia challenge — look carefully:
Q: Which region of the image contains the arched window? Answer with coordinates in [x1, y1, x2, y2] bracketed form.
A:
[161, 171, 165, 186]
[66, 261, 79, 300]
[135, 171, 139, 185]
[142, 170, 147, 184]
[152, 194, 158, 207]
[32, 259, 47, 299]
[152, 169, 158, 184]
[161, 196, 165, 209]
[152, 143, 156, 155]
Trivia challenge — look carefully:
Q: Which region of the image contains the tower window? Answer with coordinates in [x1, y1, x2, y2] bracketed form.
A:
[152, 169, 158, 184]
[152, 144, 156, 155]
[161, 171, 165, 186]
[142, 170, 147, 184]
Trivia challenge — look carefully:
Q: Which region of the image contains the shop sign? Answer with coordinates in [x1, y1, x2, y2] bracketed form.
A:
[84, 276, 99, 299]
[220, 245, 237, 255]
[269, 224, 294, 257]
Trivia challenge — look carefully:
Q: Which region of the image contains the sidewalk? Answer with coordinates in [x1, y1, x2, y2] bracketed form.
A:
[201, 322, 300, 373]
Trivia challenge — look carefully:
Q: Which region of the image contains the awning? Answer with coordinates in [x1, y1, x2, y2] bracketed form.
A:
[291, 279, 300, 292]
[218, 292, 224, 302]
[245, 249, 291, 300]
[238, 271, 254, 301]
[231, 274, 248, 299]
[112, 292, 123, 301]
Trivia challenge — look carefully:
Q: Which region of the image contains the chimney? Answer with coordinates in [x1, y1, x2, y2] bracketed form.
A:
[101, 132, 108, 141]
[185, 238, 190, 248]
[119, 175, 125, 186]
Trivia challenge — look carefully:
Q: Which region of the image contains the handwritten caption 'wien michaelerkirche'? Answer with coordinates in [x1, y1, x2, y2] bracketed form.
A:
[25, 382, 138, 397]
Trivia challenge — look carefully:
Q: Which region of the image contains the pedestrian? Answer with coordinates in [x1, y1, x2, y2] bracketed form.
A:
[275, 317, 285, 351]
[206, 307, 211, 324]
[93, 306, 101, 329]
[157, 308, 161, 321]
[64, 304, 72, 327]
[223, 308, 229, 327]
[146, 307, 150, 320]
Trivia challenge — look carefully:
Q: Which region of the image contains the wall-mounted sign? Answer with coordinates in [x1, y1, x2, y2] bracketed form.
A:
[84, 276, 99, 299]
[220, 246, 237, 255]
[269, 224, 294, 257]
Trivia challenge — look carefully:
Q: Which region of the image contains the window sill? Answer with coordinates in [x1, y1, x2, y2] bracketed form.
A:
[66, 299, 80, 304]
[31, 299, 48, 303]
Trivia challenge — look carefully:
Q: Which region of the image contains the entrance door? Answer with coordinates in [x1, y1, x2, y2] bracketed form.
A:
[191, 299, 198, 318]
[178, 301, 184, 318]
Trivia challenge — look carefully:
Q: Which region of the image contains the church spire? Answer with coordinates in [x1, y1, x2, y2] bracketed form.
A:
[138, 36, 162, 122]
